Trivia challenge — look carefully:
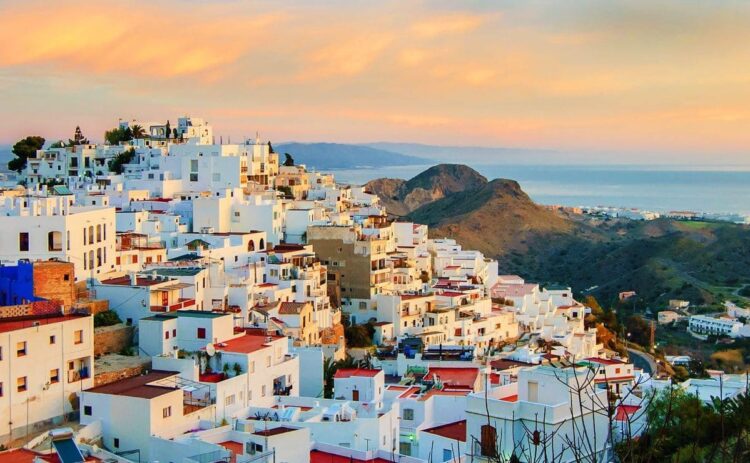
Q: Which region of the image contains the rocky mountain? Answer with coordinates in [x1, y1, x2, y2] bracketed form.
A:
[369, 164, 750, 309]
[364, 164, 487, 216]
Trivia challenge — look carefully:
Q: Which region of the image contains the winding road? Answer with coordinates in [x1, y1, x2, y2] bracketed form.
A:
[627, 347, 657, 375]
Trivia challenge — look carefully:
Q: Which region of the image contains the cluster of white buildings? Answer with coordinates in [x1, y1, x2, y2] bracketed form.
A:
[0, 116, 729, 462]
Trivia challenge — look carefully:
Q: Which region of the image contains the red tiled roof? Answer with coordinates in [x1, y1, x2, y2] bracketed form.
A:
[615, 404, 641, 422]
[0, 314, 88, 334]
[334, 368, 382, 379]
[216, 332, 283, 354]
[423, 420, 467, 442]
[279, 302, 308, 314]
[425, 367, 479, 390]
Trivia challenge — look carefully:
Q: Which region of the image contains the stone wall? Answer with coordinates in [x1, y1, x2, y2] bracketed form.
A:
[94, 323, 134, 356]
[93, 364, 148, 387]
[33, 261, 76, 307]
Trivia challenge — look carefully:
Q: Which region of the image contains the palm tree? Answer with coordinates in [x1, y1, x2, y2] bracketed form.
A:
[131, 124, 145, 139]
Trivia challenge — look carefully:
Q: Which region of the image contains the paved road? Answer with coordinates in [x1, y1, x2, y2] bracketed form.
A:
[627, 347, 657, 375]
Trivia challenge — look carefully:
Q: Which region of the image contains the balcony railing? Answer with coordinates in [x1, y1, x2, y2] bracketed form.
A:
[151, 298, 196, 312]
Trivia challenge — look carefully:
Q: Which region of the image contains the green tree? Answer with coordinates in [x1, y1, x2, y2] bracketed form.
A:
[131, 124, 145, 139]
[8, 135, 45, 172]
[109, 148, 136, 174]
[172, 127, 178, 139]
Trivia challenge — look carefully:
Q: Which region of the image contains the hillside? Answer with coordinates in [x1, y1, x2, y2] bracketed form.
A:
[275, 142, 423, 170]
[365, 164, 487, 216]
[372, 164, 750, 308]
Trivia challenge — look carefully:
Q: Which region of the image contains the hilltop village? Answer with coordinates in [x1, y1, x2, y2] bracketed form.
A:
[0, 118, 745, 462]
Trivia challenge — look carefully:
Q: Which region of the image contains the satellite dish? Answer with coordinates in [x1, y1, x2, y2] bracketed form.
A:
[206, 343, 216, 357]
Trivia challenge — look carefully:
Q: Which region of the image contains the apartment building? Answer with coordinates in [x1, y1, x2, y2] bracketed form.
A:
[307, 225, 392, 320]
[0, 311, 94, 441]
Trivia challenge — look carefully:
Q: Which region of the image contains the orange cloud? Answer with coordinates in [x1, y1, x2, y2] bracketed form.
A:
[411, 14, 484, 38]
[303, 33, 394, 78]
[0, 1, 282, 79]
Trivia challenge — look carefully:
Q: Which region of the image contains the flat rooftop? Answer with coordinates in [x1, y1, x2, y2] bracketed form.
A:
[85, 370, 178, 399]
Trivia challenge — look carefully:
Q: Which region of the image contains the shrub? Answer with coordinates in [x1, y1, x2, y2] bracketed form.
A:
[94, 310, 122, 327]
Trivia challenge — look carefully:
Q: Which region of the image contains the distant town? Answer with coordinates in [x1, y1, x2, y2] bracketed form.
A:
[0, 117, 747, 462]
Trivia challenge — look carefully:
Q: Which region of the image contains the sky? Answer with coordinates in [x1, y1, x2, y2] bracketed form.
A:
[1, 0, 749, 164]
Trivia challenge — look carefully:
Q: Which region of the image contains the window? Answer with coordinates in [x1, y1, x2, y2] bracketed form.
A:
[50, 369, 60, 384]
[163, 406, 172, 418]
[48, 231, 63, 251]
[16, 341, 26, 357]
[113, 438, 119, 448]
[172, 329, 177, 337]
[96, 224, 102, 242]
[74, 330, 83, 344]
[165, 331, 170, 340]
[197, 328, 206, 339]
[88, 226, 94, 245]
[49, 335, 56, 344]
[225, 394, 235, 406]
[403, 408, 414, 420]
[0, 382, 3, 397]
[84, 405, 92, 416]
[19, 232, 29, 252]
[190, 160, 198, 171]
[190, 173, 198, 182]
[17, 376, 27, 393]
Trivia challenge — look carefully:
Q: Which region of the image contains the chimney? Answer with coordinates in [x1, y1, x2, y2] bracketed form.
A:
[129, 272, 137, 286]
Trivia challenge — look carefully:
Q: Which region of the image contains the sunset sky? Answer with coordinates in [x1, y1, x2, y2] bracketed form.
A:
[1, 0, 749, 163]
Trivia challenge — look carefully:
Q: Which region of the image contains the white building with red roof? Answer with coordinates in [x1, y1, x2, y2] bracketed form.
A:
[0, 310, 94, 442]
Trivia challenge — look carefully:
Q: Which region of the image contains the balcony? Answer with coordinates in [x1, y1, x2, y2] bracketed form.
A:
[151, 298, 196, 312]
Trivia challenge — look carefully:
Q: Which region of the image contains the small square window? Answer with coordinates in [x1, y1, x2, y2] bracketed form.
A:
[50, 335, 56, 344]
[17, 376, 27, 392]
[50, 369, 60, 384]
[84, 405, 92, 416]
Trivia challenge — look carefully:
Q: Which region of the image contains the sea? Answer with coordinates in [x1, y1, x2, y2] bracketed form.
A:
[331, 164, 750, 216]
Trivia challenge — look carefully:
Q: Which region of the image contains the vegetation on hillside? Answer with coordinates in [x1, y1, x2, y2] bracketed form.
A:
[368, 164, 750, 310]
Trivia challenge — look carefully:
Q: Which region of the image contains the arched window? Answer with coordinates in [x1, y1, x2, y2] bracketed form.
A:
[88, 226, 94, 245]
[259, 238, 265, 250]
[248, 240, 255, 252]
[96, 248, 102, 267]
[96, 224, 102, 242]
[88, 250, 94, 270]
[48, 231, 63, 251]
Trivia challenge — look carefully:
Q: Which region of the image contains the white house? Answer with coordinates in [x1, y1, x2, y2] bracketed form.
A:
[0, 195, 116, 281]
[0, 311, 94, 441]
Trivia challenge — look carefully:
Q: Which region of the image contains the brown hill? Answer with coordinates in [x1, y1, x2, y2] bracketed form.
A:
[406, 177, 591, 256]
[372, 164, 750, 308]
[365, 164, 487, 216]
